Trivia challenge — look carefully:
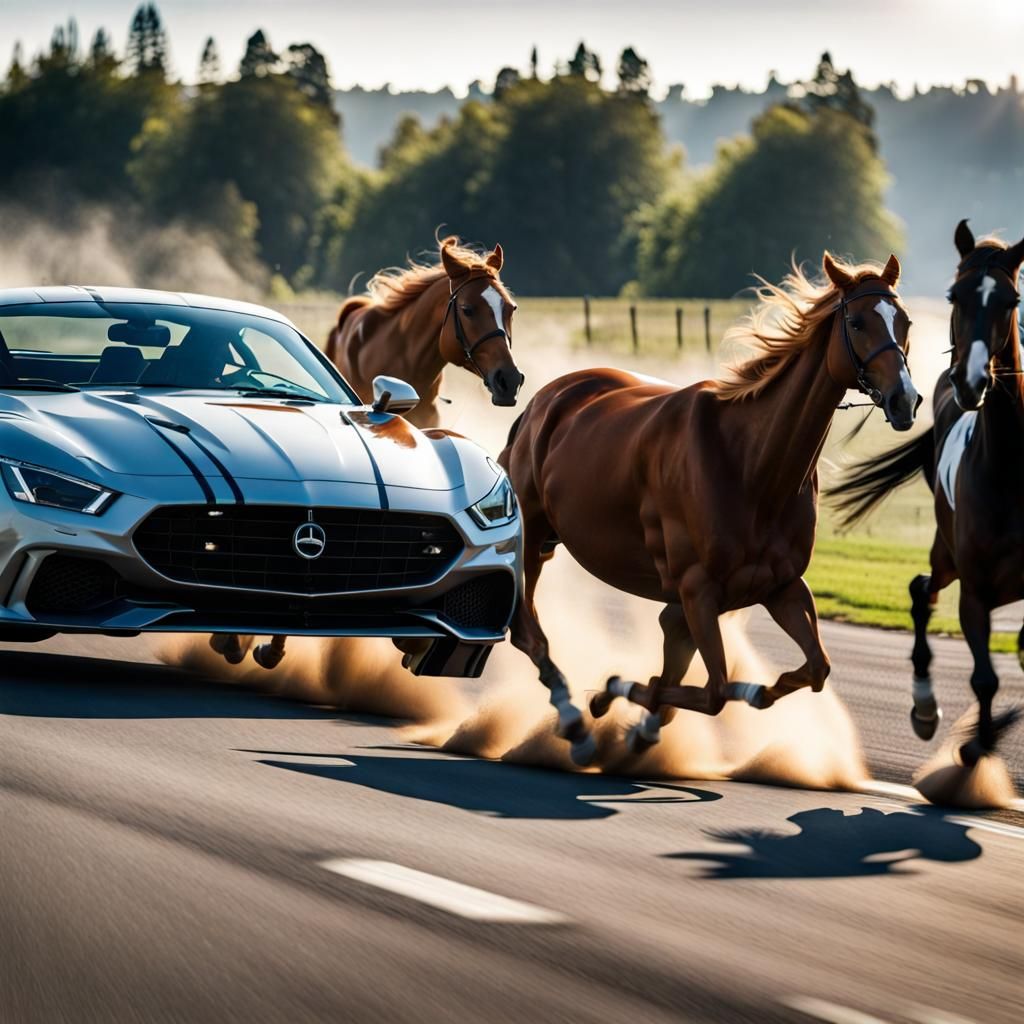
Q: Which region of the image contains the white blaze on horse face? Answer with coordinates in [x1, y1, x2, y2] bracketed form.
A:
[979, 274, 997, 307]
[967, 339, 990, 390]
[481, 286, 505, 336]
[875, 300, 919, 406]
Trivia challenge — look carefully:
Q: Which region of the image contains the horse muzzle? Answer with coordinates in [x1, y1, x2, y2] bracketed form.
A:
[882, 377, 922, 432]
[486, 368, 525, 407]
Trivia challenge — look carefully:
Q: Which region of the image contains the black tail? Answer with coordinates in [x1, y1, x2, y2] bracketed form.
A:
[825, 431, 935, 529]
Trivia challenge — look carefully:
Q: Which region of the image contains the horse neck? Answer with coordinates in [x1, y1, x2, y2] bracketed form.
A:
[392, 275, 451, 390]
[978, 324, 1024, 456]
[730, 317, 846, 504]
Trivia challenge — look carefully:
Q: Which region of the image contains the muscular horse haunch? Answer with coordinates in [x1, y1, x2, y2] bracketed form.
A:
[501, 252, 919, 765]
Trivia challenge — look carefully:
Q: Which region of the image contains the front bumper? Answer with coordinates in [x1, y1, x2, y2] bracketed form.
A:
[0, 491, 522, 655]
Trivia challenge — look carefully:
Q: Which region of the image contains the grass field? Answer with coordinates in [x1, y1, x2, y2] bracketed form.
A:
[278, 292, 1019, 651]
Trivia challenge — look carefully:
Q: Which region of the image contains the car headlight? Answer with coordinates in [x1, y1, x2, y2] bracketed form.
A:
[1, 460, 117, 515]
[468, 473, 517, 529]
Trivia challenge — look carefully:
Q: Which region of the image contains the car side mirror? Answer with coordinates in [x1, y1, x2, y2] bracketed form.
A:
[372, 375, 419, 414]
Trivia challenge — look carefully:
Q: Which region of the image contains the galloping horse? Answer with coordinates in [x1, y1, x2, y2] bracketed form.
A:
[828, 221, 1024, 766]
[325, 236, 524, 428]
[500, 253, 920, 765]
[209, 237, 524, 669]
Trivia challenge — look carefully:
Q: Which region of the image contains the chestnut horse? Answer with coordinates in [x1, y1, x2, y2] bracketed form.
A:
[828, 221, 1024, 766]
[500, 253, 920, 765]
[325, 236, 524, 428]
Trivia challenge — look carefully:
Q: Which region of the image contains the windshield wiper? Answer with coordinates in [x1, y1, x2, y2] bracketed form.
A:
[232, 387, 324, 402]
[1, 381, 80, 393]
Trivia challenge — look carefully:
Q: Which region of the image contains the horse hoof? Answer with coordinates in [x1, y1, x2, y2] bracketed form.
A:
[625, 723, 658, 756]
[910, 704, 942, 741]
[589, 689, 615, 719]
[555, 703, 585, 741]
[252, 643, 284, 670]
[569, 733, 597, 767]
[209, 634, 245, 665]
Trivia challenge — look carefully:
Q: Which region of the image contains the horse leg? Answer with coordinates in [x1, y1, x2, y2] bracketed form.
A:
[909, 533, 958, 740]
[958, 589, 1019, 765]
[510, 514, 596, 766]
[253, 635, 288, 670]
[209, 633, 254, 665]
[756, 577, 831, 705]
[590, 604, 697, 755]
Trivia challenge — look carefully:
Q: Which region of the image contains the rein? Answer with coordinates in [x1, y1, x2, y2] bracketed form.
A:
[440, 272, 510, 378]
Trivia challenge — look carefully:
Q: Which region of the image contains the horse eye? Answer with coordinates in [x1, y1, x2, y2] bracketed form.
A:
[946, 290, 954, 304]
[849, 317, 864, 331]
[461, 305, 475, 316]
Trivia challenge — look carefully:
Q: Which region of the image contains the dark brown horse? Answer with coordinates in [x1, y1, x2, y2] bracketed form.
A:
[325, 236, 524, 428]
[500, 253, 920, 765]
[828, 221, 1024, 766]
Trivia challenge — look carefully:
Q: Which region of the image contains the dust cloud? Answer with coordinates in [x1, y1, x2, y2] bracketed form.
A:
[0, 201, 266, 299]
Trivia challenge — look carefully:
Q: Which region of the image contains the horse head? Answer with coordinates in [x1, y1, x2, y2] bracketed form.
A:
[823, 251, 920, 432]
[438, 239, 525, 407]
[946, 219, 1024, 411]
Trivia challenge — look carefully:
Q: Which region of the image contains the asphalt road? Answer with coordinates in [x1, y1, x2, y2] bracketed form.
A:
[2, 622, 1024, 1024]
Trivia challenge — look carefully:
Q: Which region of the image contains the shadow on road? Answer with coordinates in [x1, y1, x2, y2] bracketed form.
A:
[669, 806, 983, 879]
[254, 750, 723, 820]
[0, 650, 336, 720]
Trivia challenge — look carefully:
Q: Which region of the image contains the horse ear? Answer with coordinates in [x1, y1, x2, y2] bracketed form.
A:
[485, 243, 504, 273]
[441, 242, 472, 281]
[954, 218, 975, 258]
[880, 253, 901, 286]
[823, 251, 854, 289]
[1002, 235, 1024, 271]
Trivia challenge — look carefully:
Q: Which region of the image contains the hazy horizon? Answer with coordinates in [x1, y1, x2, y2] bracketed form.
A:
[1, 0, 1022, 99]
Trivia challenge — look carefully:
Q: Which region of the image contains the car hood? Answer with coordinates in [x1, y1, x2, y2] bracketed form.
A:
[0, 391, 499, 506]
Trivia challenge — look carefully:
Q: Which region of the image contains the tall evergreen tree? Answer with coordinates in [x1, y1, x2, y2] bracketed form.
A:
[198, 36, 220, 84]
[567, 42, 601, 82]
[529, 46, 538, 80]
[239, 30, 278, 78]
[126, 4, 167, 76]
[88, 28, 118, 74]
[617, 46, 651, 96]
[285, 43, 332, 111]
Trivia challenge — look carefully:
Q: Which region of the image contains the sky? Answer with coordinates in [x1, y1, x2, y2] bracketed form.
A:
[2, 0, 1023, 98]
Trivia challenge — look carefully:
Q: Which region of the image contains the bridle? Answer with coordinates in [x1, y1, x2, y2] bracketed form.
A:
[946, 255, 1020, 379]
[440, 272, 511, 379]
[835, 281, 911, 413]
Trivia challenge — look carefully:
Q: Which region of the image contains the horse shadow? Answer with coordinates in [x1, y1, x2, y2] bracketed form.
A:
[249, 749, 722, 821]
[668, 805, 984, 879]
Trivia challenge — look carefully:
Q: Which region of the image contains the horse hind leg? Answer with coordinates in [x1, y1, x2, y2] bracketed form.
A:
[253, 635, 288, 670]
[909, 573, 942, 740]
[209, 633, 254, 665]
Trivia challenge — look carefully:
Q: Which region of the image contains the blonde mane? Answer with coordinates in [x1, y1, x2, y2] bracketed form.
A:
[361, 236, 498, 314]
[711, 257, 892, 402]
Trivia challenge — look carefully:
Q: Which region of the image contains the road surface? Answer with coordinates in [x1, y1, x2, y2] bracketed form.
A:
[2, 621, 1023, 1024]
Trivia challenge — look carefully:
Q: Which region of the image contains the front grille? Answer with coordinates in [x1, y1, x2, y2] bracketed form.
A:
[439, 573, 515, 631]
[133, 505, 463, 595]
[27, 555, 121, 614]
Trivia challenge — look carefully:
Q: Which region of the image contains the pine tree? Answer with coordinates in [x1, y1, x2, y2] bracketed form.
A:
[494, 66, 520, 100]
[240, 29, 278, 78]
[88, 28, 118, 73]
[617, 46, 650, 96]
[198, 36, 220, 84]
[126, 3, 167, 75]
[285, 43, 331, 108]
[567, 42, 601, 82]
[529, 46, 538, 79]
[6, 42, 26, 89]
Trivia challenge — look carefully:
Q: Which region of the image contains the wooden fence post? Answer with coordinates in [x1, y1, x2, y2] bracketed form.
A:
[675, 306, 683, 351]
[583, 295, 592, 344]
[703, 306, 711, 353]
[629, 304, 638, 353]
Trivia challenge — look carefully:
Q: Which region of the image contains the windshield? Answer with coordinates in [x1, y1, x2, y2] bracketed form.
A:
[0, 301, 357, 404]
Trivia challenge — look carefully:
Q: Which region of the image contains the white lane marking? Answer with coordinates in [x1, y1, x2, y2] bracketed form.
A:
[978, 273, 997, 307]
[784, 995, 891, 1024]
[909, 1009, 978, 1024]
[966, 339, 990, 390]
[936, 411, 976, 510]
[319, 859, 567, 924]
[856, 780, 1024, 835]
[480, 285, 505, 336]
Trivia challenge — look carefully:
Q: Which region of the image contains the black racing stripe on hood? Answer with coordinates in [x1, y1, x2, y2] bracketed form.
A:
[143, 418, 216, 504]
[340, 410, 389, 510]
[186, 434, 245, 504]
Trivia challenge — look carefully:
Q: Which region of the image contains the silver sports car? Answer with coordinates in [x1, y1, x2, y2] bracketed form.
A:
[0, 286, 521, 677]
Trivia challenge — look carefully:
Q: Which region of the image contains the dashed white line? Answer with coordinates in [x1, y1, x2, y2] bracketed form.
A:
[319, 858, 568, 924]
[784, 995, 891, 1024]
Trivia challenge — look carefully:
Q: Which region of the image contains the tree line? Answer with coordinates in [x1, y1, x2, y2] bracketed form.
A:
[0, 9, 899, 298]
